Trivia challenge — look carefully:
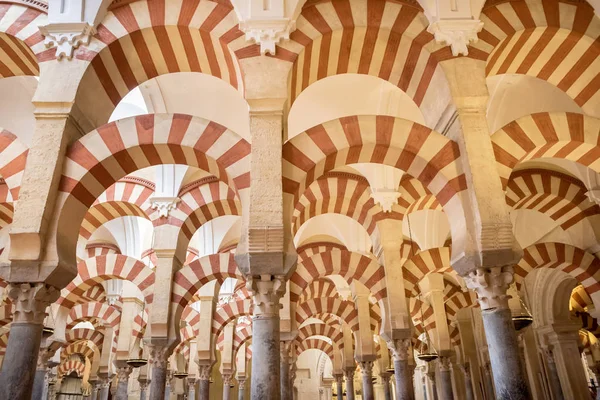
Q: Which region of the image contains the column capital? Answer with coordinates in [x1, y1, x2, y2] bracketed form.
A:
[464, 266, 514, 310]
[438, 357, 452, 372]
[343, 366, 356, 380]
[359, 360, 374, 377]
[223, 373, 233, 385]
[147, 344, 170, 370]
[459, 362, 470, 375]
[197, 363, 212, 381]
[387, 338, 411, 361]
[116, 365, 133, 381]
[7, 283, 60, 324]
[379, 372, 392, 382]
[248, 275, 285, 317]
[333, 373, 343, 384]
[280, 339, 292, 360]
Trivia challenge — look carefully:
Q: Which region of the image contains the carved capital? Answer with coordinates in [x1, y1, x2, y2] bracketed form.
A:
[438, 357, 452, 372]
[247, 275, 285, 317]
[343, 367, 355, 380]
[238, 378, 246, 386]
[334, 373, 343, 385]
[280, 340, 291, 360]
[359, 361, 373, 377]
[198, 363, 212, 381]
[39, 22, 95, 60]
[459, 362, 470, 376]
[147, 345, 170, 369]
[8, 283, 59, 324]
[138, 380, 150, 391]
[464, 266, 514, 310]
[150, 196, 180, 218]
[222, 373, 233, 385]
[379, 372, 392, 383]
[387, 338, 411, 361]
[427, 20, 484, 56]
[116, 366, 133, 382]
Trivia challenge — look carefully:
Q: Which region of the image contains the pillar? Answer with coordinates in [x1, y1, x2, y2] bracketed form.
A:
[197, 363, 212, 400]
[388, 339, 415, 400]
[140, 380, 150, 400]
[465, 266, 530, 399]
[238, 378, 246, 400]
[541, 346, 564, 400]
[164, 376, 171, 400]
[438, 358, 454, 400]
[0, 283, 59, 400]
[280, 341, 291, 400]
[98, 377, 111, 400]
[344, 367, 356, 400]
[458, 364, 474, 400]
[91, 381, 100, 400]
[359, 361, 374, 400]
[148, 345, 170, 400]
[248, 276, 285, 400]
[334, 374, 344, 399]
[187, 378, 196, 400]
[223, 373, 233, 400]
[115, 365, 133, 400]
[545, 326, 589, 399]
[380, 373, 392, 400]
[32, 369, 48, 400]
[426, 370, 438, 400]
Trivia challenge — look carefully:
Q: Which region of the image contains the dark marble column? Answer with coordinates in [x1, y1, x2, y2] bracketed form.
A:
[344, 367, 356, 400]
[197, 363, 212, 400]
[115, 365, 133, 400]
[148, 345, 170, 400]
[0, 283, 59, 400]
[438, 358, 454, 400]
[380, 373, 392, 400]
[542, 347, 564, 400]
[387, 339, 415, 400]
[90, 380, 100, 400]
[459, 363, 474, 400]
[248, 277, 285, 400]
[466, 266, 530, 400]
[98, 376, 111, 400]
[359, 361, 374, 400]
[334, 374, 344, 399]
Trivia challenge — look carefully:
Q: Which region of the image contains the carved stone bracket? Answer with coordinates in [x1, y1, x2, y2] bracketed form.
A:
[39, 22, 96, 61]
[239, 19, 296, 55]
[247, 275, 285, 317]
[150, 196, 181, 218]
[387, 338, 411, 362]
[147, 345, 170, 370]
[371, 190, 401, 213]
[427, 20, 484, 57]
[464, 266, 514, 310]
[8, 283, 60, 324]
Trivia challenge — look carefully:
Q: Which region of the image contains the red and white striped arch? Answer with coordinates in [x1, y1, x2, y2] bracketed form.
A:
[62, 340, 97, 362]
[0, 128, 28, 201]
[296, 241, 347, 263]
[58, 254, 155, 309]
[298, 278, 339, 304]
[67, 302, 121, 329]
[0, 303, 11, 327]
[290, 249, 386, 303]
[296, 337, 335, 361]
[571, 284, 594, 313]
[81, 201, 151, 241]
[296, 322, 344, 349]
[472, 0, 600, 115]
[157, 179, 241, 239]
[171, 253, 242, 318]
[491, 112, 600, 187]
[295, 298, 360, 332]
[0, 201, 13, 231]
[57, 360, 86, 377]
[398, 175, 444, 217]
[246, 0, 454, 114]
[292, 173, 382, 238]
[402, 247, 452, 297]
[131, 308, 148, 342]
[283, 116, 467, 236]
[57, 114, 250, 267]
[74, 0, 245, 121]
[232, 324, 252, 356]
[0, 3, 48, 78]
[66, 328, 104, 349]
[515, 242, 600, 305]
[506, 169, 600, 231]
[211, 299, 253, 338]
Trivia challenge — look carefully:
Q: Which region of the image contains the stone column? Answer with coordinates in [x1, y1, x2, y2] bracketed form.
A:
[589, 364, 600, 400]
[139, 380, 150, 400]
[99, 377, 111, 400]
[248, 276, 285, 400]
[545, 327, 589, 399]
[387, 339, 415, 400]
[0, 283, 59, 400]
[280, 341, 291, 400]
[344, 367, 356, 400]
[465, 266, 530, 399]
[380, 373, 392, 400]
[148, 345, 170, 400]
[438, 358, 454, 400]
[164, 375, 171, 400]
[187, 378, 196, 400]
[426, 370, 438, 400]
[359, 361, 374, 400]
[334, 374, 344, 399]
[197, 363, 212, 400]
[541, 346, 564, 400]
[238, 378, 246, 400]
[32, 369, 48, 400]
[115, 365, 133, 400]
[458, 364, 474, 400]
[223, 373, 233, 400]
[90, 381, 100, 400]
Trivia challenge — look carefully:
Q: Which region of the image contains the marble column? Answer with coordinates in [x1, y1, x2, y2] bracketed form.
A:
[344, 367, 356, 400]
[248, 276, 285, 400]
[139, 380, 150, 400]
[387, 339, 415, 400]
[438, 358, 454, 400]
[426, 370, 438, 400]
[0, 283, 59, 400]
[465, 266, 530, 400]
[115, 365, 133, 400]
[590, 364, 600, 400]
[98, 377, 111, 400]
[334, 374, 344, 399]
[148, 345, 170, 400]
[541, 346, 564, 400]
[223, 373, 233, 400]
[197, 363, 212, 400]
[280, 341, 291, 400]
[238, 378, 246, 400]
[164, 376, 171, 400]
[359, 361, 374, 400]
[458, 363, 474, 400]
[187, 378, 196, 400]
[32, 368, 48, 400]
[380, 373, 392, 400]
[90, 381, 100, 400]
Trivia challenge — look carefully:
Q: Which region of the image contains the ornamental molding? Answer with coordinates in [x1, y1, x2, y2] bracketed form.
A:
[371, 190, 401, 213]
[464, 265, 514, 310]
[427, 19, 484, 56]
[39, 22, 95, 60]
[239, 18, 296, 55]
[150, 196, 180, 218]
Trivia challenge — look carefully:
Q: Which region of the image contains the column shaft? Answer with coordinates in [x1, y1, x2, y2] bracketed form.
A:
[280, 350, 290, 400]
[460, 366, 474, 400]
[99, 383, 110, 400]
[32, 369, 48, 400]
[140, 384, 148, 400]
[115, 379, 129, 400]
[224, 383, 231, 400]
[438, 369, 454, 400]
[393, 359, 415, 400]
[361, 374, 374, 400]
[251, 315, 280, 399]
[382, 376, 392, 400]
[149, 366, 167, 400]
[198, 379, 210, 400]
[238, 380, 246, 400]
[345, 369, 355, 400]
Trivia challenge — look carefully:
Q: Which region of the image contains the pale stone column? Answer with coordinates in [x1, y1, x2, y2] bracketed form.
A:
[187, 378, 196, 400]
[387, 339, 415, 400]
[248, 276, 285, 400]
[115, 365, 133, 400]
[91, 381, 101, 400]
[197, 363, 212, 400]
[0, 283, 59, 400]
[438, 358, 454, 400]
[543, 327, 589, 399]
[541, 347, 564, 400]
[139, 380, 150, 400]
[33, 343, 56, 400]
[148, 345, 170, 400]
[380, 373, 392, 400]
[223, 373, 233, 400]
[164, 375, 171, 400]
[98, 377, 111, 400]
[458, 364, 474, 400]
[238, 378, 246, 400]
[334, 374, 344, 399]
[280, 341, 291, 400]
[465, 266, 529, 399]
[344, 367, 356, 400]
[426, 370, 438, 400]
[359, 361, 375, 400]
